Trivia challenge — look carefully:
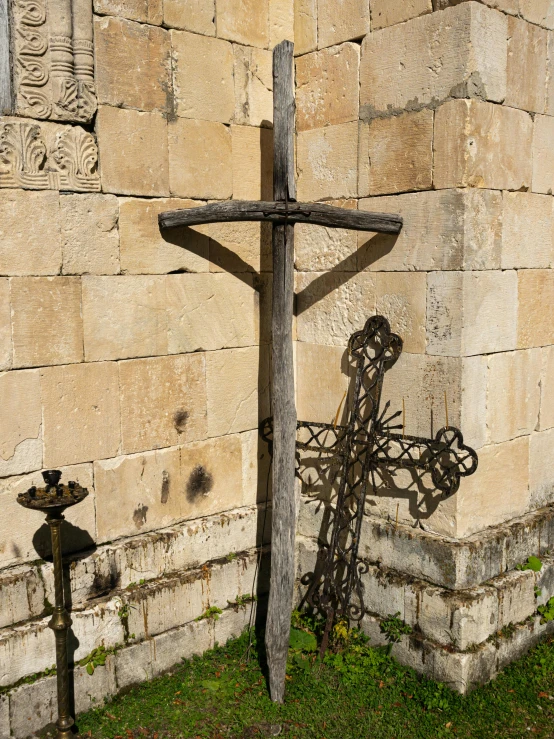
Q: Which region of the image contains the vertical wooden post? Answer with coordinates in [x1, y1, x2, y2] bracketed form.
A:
[0, 0, 12, 115]
[266, 39, 297, 704]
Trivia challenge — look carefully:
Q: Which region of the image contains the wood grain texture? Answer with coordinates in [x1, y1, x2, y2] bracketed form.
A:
[0, 0, 12, 115]
[266, 39, 297, 705]
[159, 200, 403, 233]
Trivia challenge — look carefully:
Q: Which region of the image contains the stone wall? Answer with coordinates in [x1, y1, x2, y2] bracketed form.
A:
[293, 0, 554, 694]
[0, 1, 288, 734]
[3, 0, 554, 733]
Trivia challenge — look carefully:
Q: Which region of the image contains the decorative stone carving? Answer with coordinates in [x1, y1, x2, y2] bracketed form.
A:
[0, 117, 100, 190]
[8, 0, 97, 122]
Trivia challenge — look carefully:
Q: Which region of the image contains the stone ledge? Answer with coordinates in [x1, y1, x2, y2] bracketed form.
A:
[297, 496, 554, 589]
[362, 614, 554, 695]
[0, 504, 270, 630]
[0, 547, 269, 688]
[1, 604, 257, 739]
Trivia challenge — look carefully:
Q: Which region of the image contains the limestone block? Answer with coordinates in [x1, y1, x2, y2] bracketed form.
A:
[506, 16, 548, 114]
[318, 0, 368, 48]
[119, 197, 209, 275]
[115, 640, 154, 688]
[270, 0, 294, 47]
[492, 570, 536, 629]
[0, 695, 8, 738]
[171, 31, 234, 123]
[95, 443, 178, 541]
[0, 566, 44, 629]
[8, 674, 56, 737]
[73, 657, 117, 714]
[416, 585, 497, 651]
[427, 270, 518, 356]
[82, 275, 167, 361]
[163, 0, 215, 33]
[96, 106, 169, 196]
[434, 0, 517, 12]
[456, 436, 530, 537]
[206, 346, 270, 437]
[540, 346, 554, 430]
[231, 125, 273, 200]
[119, 354, 207, 454]
[168, 118, 232, 199]
[360, 4, 507, 115]
[295, 199, 358, 272]
[0, 370, 41, 478]
[296, 271, 375, 347]
[0, 280, 11, 371]
[294, 0, 317, 55]
[11, 277, 84, 368]
[199, 219, 271, 273]
[358, 189, 502, 272]
[241, 429, 272, 506]
[41, 362, 120, 467]
[370, 0, 432, 30]
[461, 355, 488, 451]
[547, 32, 554, 115]
[296, 270, 426, 353]
[487, 349, 541, 444]
[518, 269, 554, 348]
[296, 43, 359, 132]
[296, 342, 351, 425]
[94, 17, 170, 112]
[152, 619, 213, 676]
[380, 352, 462, 438]
[296, 121, 358, 201]
[530, 428, 554, 508]
[214, 602, 254, 645]
[519, 0, 554, 29]
[95, 435, 243, 541]
[0, 190, 61, 276]
[434, 100, 533, 191]
[166, 273, 259, 353]
[532, 114, 554, 194]
[94, 0, 162, 24]
[233, 46, 273, 127]
[60, 194, 120, 275]
[0, 464, 95, 568]
[501, 192, 553, 269]
[216, 0, 269, 47]
[359, 110, 433, 196]
[374, 272, 426, 354]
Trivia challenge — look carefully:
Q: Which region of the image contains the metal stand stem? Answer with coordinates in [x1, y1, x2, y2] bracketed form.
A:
[47, 512, 74, 739]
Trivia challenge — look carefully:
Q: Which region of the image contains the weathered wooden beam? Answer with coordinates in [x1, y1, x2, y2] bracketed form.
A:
[0, 0, 12, 115]
[159, 200, 403, 234]
[265, 39, 297, 706]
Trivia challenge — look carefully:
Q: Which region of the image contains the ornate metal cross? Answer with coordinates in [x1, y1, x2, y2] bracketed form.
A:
[286, 315, 478, 655]
[159, 41, 403, 703]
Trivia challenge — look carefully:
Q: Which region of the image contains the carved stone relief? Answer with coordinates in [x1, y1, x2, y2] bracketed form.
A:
[0, 116, 100, 190]
[9, 0, 97, 122]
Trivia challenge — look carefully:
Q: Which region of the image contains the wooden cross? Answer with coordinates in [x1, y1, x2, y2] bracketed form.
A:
[159, 40, 403, 703]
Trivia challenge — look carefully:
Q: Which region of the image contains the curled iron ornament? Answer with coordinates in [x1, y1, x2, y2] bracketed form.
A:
[262, 315, 478, 653]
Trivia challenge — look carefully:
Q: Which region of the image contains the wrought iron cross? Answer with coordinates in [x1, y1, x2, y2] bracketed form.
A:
[285, 315, 478, 655]
[159, 41, 403, 703]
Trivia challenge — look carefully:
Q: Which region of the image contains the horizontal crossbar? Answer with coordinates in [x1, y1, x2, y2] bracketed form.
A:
[158, 200, 403, 234]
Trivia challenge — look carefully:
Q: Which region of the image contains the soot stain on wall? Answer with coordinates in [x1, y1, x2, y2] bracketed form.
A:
[133, 504, 149, 529]
[173, 409, 189, 433]
[161, 470, 170, 504]
[186, 465, 214, 503]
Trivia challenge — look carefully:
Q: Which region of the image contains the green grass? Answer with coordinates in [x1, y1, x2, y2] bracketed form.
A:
[76, 628, 554, 739]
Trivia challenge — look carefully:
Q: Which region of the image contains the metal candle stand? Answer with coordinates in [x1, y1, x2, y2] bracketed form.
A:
[17, 470, 89, 739]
